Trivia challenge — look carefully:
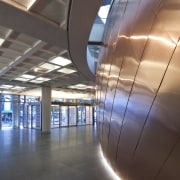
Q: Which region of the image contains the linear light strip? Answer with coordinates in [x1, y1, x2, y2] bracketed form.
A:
[99, 145, 122, 180]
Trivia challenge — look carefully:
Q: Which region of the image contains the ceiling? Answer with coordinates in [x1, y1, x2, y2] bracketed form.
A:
[0, 0, 102, 98]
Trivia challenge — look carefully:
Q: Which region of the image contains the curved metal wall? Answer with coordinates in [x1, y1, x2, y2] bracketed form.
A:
[96, 0, 180, 179]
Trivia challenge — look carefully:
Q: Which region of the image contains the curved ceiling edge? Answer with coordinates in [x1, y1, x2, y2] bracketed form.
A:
[68, 0, 103, 81]
[0, 1, 68, 49]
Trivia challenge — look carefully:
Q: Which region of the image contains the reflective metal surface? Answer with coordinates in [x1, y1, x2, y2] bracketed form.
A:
[96, 0, 180, 179]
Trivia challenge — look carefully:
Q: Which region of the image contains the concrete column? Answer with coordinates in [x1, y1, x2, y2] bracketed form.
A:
[41, 86, 51, 133]
[12, 95, 19, 128]
[0, 94, 1, 130]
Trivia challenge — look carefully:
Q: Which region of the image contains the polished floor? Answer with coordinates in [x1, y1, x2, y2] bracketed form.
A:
[0, 125, 116, 180]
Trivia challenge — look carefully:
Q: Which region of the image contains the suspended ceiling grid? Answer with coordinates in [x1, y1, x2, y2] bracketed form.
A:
[0, 0, 100, 96]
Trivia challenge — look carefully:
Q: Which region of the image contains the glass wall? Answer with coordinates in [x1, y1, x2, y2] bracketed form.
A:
[69, 106, 76, 126]
[1, 94, 13, 130]
[60, 106, 68, 126]
[51, 105, 60, 128]
[86, 106, 93, 124]
[0, 94, 41, 130]
[19, 103, 24, 128]
[77, 106, 86, 125]
[0, 93, 94, 130]
[50, 105, 94, 128]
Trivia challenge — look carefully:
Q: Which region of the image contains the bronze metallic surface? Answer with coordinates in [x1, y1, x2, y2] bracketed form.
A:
[96, 0, 180, 179]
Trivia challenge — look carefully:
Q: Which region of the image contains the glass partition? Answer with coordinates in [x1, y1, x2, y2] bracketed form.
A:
[1, 95, 13, 130]
[60, 106, 68, 126]
[69, 106, 77, 126]
[77, 106, 86, 125]
[24, 102, 41, 129]
[19, 103, 24, 128]
[86, 106, 93, 124]
[0, 93, 94, 130]
[27, 105, 35, 128]
[51, 105, 60, 128]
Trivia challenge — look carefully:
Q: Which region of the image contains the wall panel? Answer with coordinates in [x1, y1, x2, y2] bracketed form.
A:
[96, 0, 180, 179]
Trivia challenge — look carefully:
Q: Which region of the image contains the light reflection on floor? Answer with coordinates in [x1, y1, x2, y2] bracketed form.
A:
[1, 125, 24, 130]
[1, 126, 12, 130]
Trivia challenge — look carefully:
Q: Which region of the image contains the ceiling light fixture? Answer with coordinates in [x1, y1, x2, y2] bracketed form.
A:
[50, 56, 72, 66]
[11, 86, 26, 90]
[57, 68, 76, 74]
[0, 38, 5, 46]
[30, 80, 44, 84]
[30, 77, 51, 84]
[27, 0, 37, 10]
[1, 85, 13, 89]
[35, 77, 51, 81]
[75, 84, 87, 87]
[68, 84, 88, 90]
[15, 77, 30, 82]
[39, 63, 60, 72]
[20, 74, 36, 79]
[86, 85, 95, 89]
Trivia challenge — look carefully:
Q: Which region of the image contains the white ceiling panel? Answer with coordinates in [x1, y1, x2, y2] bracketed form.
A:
[0, 1, 96, 97]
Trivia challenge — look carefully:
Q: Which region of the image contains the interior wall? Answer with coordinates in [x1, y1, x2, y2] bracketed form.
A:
[96, 0, 180, 179]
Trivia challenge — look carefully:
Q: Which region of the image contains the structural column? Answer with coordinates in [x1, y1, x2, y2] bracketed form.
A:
[41, 86, 51, 133]
[0, 94, 1, 130]
[12, 95, 19, 128]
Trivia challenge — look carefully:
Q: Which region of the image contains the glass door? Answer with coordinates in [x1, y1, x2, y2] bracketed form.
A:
[19, 104, 24, 128]
[27, 105, 36, 128]
[1, 95, 13, 130]
[69, 106, 77, 126]
[60, 106, 68, 126]
[27, 104, 41, 129]
[77, 106, 86, 125]
[86, 106, 93, 125]
[1, 110, 12, 129]
[51, 105, 60, 128]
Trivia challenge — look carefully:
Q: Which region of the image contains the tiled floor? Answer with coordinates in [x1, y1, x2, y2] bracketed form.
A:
[0, 125, 116, 180]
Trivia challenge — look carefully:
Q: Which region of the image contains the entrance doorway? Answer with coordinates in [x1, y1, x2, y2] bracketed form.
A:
[51, 105, 60, 128]
[25, 103, 41, 129]
[28, 105, 36, 128]
[1, 110, 12, 130]
[77, 106, 86, 125]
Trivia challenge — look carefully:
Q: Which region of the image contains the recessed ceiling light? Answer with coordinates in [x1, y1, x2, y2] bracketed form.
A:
[68, 86, 75, 89]
[15, 77, 29, 82]
[50, 57, 71, 66]
[39, 63, 60, 72]
[30, 80, 44, 84]
[75, 84, 87, 87]
[0, 38, 5, 46]
[1, 85, 13, 89]
[57, 68, 76, 74]
[20, 74, 36, 79]
[68, 84, 88, 90]
[11, 86, 26, 90]
[87, 86, 95, 89]
[35, 77, 51, 81]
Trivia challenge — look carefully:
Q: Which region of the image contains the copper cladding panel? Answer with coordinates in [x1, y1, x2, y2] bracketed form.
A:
[96, 0, 180, 179]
